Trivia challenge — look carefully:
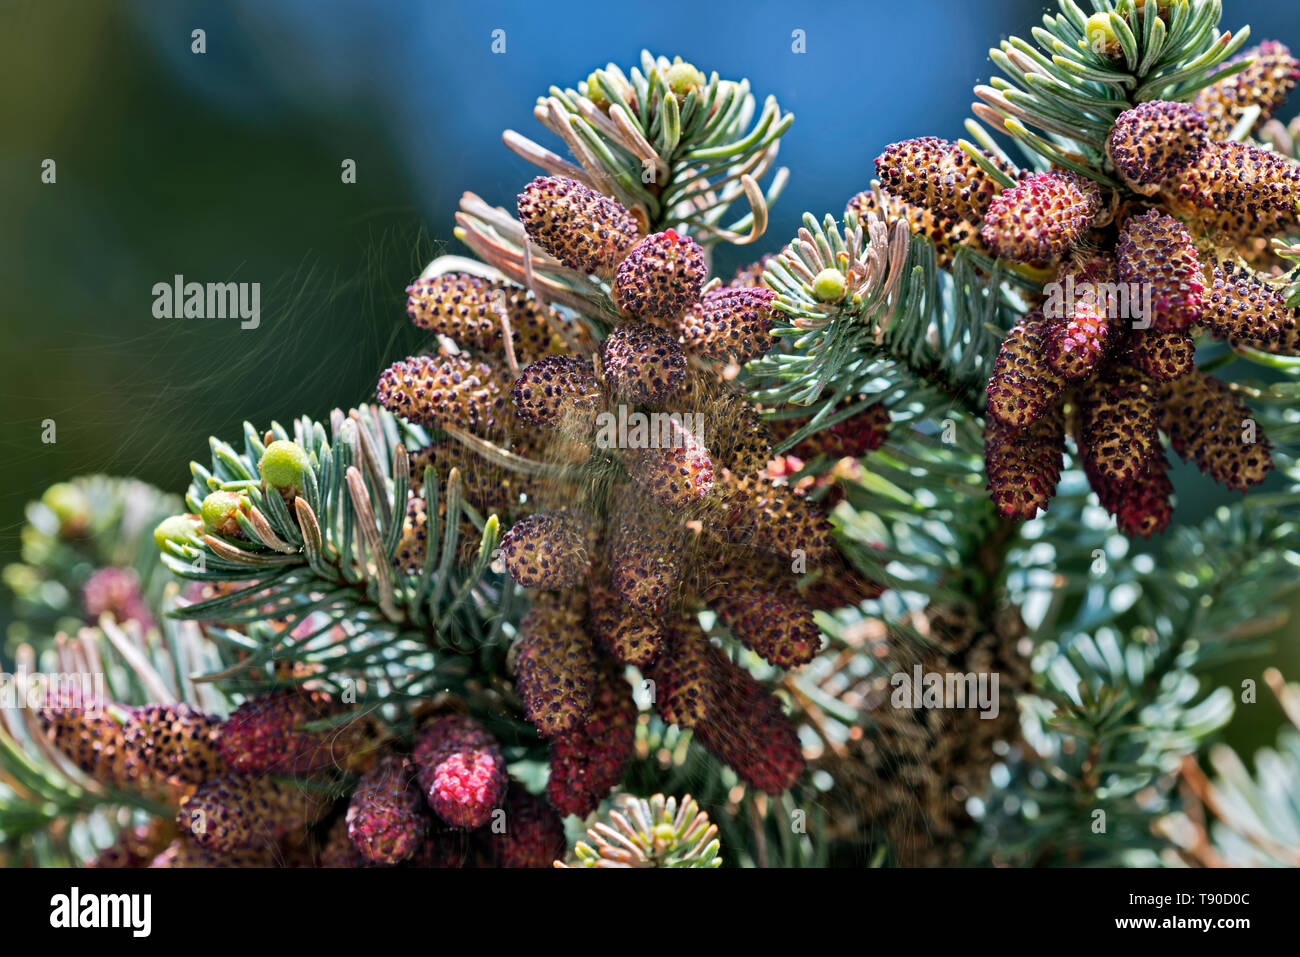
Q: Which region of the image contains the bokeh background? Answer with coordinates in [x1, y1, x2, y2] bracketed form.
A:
[3, 0, 1298, 753]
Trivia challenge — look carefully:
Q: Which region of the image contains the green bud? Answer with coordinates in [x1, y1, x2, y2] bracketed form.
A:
[41, 482, 90, 534]
[585, 70, 611, 111]
[812, 268, 848, 303]
[200, 490, 247, 537]
[154, 514, 202, 551]
[663, 61, 704, 102]
[258, 440, 311, 491]
[1080, 13, 1121, 58]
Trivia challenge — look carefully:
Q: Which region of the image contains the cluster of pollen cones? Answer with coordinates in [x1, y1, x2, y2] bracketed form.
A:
[376, 171, 897, 819]
[870, 41, 1300, 536]
[36, 687, 568, 868]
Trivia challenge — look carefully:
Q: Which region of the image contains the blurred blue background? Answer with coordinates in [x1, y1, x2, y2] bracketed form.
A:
[2, 0, 1298, 746]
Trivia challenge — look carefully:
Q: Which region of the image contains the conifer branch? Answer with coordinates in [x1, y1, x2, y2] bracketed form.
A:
[157, 406, 504, 712]
[973, 0, 1253, 179]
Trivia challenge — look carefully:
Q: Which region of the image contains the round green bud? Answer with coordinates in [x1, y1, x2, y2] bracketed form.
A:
[664, 61, 704, 102]
[154, 514, 202, 551]
[200, 490, 247, 537]
[258, 440, 311, 491]
[1080, 13, 1121, 58]
[812, 268, 848, 303]
[42, 482, 89, 526]
[585, 70, 611, 111]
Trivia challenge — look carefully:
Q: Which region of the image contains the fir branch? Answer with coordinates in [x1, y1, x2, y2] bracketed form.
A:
[982, 486, 1300, 865]
[752, 226, 1019, 427]
[0, 618, 228, 867]
[1161, 670, 1300, 866]
[3, 476, 181, 644]
[457, 52, 793, 329]
[523, 52, 793, 239]
[971, 0, 1252, 180]
[160, 405, 506, 716]
[557, 792, 722, 868]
